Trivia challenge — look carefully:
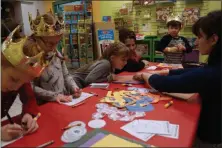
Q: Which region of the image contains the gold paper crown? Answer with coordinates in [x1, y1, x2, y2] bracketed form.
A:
[28, 9, 64, 36]
[2, 25, 51, 77]
[166, 14, 183, 24]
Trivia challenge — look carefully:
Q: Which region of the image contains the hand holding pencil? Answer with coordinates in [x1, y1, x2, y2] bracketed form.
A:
[21, 113, 40, 135]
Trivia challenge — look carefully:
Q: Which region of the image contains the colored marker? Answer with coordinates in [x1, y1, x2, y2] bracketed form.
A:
[164, 101, 173, 108]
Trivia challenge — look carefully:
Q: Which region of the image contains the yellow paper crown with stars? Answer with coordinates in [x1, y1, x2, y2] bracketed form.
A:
[28, 9, 64, 36]
[2, 25, 53, 77]
[166, 14, 183, 24]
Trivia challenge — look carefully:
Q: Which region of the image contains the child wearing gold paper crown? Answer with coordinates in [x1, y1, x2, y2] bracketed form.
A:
[28, 10, 81, 105]
[156, 15, 192, 64]
[1, 11, 61, 141]
[72, 42, 130, 88]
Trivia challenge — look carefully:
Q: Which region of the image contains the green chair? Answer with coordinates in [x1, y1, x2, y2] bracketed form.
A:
[152, 38, 164, 62]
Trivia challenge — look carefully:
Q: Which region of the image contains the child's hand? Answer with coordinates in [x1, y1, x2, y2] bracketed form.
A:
[164, 47, 178, 52]
[133, 73, 144, 81]
[56, 94, 72, 104]
[73, 88, 82, 98]
[177, 44, 186, 51]
[21, 113, 39, 135]
[1, 124, 23, 141]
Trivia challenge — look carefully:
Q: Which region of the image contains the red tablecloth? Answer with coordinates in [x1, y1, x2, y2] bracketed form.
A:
[6, 64, 201, 147]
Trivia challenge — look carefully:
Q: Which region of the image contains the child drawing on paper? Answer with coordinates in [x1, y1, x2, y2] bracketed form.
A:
[32, 13, 81, 105]
[71, 42, 130, 88]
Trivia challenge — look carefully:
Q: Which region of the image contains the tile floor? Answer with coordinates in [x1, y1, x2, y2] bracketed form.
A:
[1, 96, 22, 121]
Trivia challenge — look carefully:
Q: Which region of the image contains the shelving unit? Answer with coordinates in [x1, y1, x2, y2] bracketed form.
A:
[53, 0, 93, 69]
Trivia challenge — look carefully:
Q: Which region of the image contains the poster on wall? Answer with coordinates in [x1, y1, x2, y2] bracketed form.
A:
[102, 16, 112, 22]
[156, 7, 173, 22]
[182, 8, 200, 26]
[98, 30, 115, 54]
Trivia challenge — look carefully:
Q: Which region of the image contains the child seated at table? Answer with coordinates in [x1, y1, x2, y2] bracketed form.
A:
[134, 10, 221, 146]
[72, 42, 130, 88]
[115, 28, 149, 74]
[1, 10, 61, 141]
[31, 12, 81, 105]
[156, 15, 192, 64]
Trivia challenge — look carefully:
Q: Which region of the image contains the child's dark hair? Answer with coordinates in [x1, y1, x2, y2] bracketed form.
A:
[192, 10, 221, 65]
[167, 20, 182, 28]
[119, 28, 136, 43]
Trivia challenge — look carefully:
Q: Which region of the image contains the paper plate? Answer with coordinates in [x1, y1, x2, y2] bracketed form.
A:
[61, 126, 87, 143]
[88, 119, 106, 128]
[68, 121, 86, 128]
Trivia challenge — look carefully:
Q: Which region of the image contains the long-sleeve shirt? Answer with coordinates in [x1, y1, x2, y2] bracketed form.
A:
[1, 83, 39, 119]
[115, 59, 145, 74]
[32, 55, 78, 103]
[156, 34, 193, 64]
[72, 59, 113, 88]
[148, 65, 221, 144]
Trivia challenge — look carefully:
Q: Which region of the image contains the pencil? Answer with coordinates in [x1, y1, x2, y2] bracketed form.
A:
[37, 140, 54, 148]
[164, 101, 173, 108]
[6, 112, 14, 124]
[34, 113, 41, 121]
[61, 123, 81, 130]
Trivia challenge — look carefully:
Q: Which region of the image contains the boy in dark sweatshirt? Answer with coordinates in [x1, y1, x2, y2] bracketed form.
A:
[156, 15, 193, 64]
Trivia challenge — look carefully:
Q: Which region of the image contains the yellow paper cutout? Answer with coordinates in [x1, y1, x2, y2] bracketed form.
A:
[91, 134, 143, 147]
[106, 91, 112, 97]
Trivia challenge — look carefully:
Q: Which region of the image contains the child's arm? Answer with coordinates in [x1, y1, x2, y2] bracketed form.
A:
[85, 60, 112, 85]
[123, 59, 146, 72]
[61, 60, 79, 94]
[31, 79, 59, 102]
[19, 83, 39, 117]
[156, 34, 172, 52]
[181, 37, 193, 53]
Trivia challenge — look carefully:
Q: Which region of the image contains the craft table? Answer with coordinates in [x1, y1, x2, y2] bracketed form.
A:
[5, 63, 201, 147]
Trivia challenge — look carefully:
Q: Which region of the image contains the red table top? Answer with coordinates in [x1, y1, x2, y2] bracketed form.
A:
[7, 64, 201, 147]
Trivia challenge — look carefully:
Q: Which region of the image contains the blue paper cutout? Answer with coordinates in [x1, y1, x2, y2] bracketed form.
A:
[126, 97, 154, 112]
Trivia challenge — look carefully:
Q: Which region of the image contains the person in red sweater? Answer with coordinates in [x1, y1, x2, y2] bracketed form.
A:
[1, 10, 64, 141]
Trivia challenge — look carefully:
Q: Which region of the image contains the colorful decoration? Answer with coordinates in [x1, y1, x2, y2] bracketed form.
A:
[182, 8, 200, 26]
[156, 7, 173, 22]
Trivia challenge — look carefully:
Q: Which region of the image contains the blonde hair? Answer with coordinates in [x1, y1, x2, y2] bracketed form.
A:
[100, 42, 130, 60]
[75, 42, 130, 72]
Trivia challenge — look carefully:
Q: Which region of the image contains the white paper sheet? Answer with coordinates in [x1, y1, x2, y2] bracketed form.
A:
[1, 136, 23, 147]
[90, 83, 109, 88]
[158, 124, 179, 139]
[136, 120, 170, 135]
[121, 120, 154, 142]
[62, 92, 94, 106]
[146, 66, 157, 70]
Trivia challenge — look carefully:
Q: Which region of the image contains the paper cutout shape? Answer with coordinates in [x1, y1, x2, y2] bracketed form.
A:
[126, 97, 154, 112]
